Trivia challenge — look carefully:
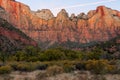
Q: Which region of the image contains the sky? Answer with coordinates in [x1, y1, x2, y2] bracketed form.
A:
[16, 0, 120, 16]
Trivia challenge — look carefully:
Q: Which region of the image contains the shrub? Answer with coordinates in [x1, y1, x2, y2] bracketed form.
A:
[14, 51, 26, 61]
[0, 52, 8, 64]
[63, 64, 74, 73]
[39, 49, 66, 61]
[35, 63, 48, 70]
[86, 60, 109, 74]
[46, 65, 64, 76]
[75, 61, 86, 70]
[107, 65, 116, 73]
[10, 62, 19, 71]
[60, 61, 75, 73]
[0, 65, 12, 74]
[11, 63, 36, 72]
[111, 60, 120, 74]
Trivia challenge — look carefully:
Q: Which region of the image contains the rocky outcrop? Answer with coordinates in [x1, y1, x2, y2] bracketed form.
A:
[32, 9, 54, 20]
[77, 13, 88, 20]
[0, 0, 120, 48]
[0, 18, 37, 52]
[70, 14, 77, 22]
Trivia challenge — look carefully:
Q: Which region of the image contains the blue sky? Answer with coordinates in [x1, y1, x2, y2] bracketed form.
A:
[16, 0, 120, 16]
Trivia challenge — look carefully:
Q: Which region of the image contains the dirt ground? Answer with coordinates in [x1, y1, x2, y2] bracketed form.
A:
[0, 71, 120, 80]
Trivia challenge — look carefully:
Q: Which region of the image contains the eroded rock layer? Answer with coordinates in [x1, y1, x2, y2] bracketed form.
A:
[0, 18, 37, 52]
[0, 0, 120, 48]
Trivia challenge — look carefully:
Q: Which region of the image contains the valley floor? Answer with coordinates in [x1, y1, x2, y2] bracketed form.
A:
[0, 71, 120, 80]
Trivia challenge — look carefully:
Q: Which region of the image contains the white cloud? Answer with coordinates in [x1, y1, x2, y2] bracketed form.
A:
[53, 0, 117, 10]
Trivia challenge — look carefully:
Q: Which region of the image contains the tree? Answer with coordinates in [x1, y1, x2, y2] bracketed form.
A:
[85, 47, 105, 60]
[0, 52, 7, 65]
[24, 46, 38, 57]
[39, 49, 66, 61]
[14, 51, 26, 61]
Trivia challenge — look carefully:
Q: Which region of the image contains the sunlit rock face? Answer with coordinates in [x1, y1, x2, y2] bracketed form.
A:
[0, 0, 120, 48]
[0, 18, 37, 52]
[32, 9, 54, 20]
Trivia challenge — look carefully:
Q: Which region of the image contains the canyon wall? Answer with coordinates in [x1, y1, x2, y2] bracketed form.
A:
[0, 0, 120, 48]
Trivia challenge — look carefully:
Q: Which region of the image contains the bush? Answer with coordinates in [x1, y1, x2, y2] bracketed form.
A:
[86, 60, 107, 74]
[35, 63, 48, 70]
[85, 60, 116, 74]
[0, 65, 12, 74]
[11, 63, 36, 72]
[75, 61, 86, 70]
[10, 62, 19, 71]
[107, 65, 116, 73]
[39, 49, 66, 61]
[46, 65, 64, 76]
[14, 51, 26, 61]
[111, 60, 120, 74]
[63, 64, 74, 73]
[10, 62, 49, 72]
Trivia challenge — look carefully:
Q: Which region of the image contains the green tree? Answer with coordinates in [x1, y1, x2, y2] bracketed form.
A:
[14, 51, 26, 61]
[0, 52, 7, 65]
[39, 49, 66, 61]
[24, 46, 38, 57]
[85, 47, 105, 60]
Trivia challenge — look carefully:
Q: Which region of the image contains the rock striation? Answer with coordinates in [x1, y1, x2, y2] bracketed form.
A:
[0, 0, 120, 48]
[0, 18, 37, 52]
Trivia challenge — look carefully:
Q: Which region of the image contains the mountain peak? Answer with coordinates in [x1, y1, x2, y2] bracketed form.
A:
[0, 0, 120, 48]
[57, 9, 69, 18]
[32, 9, 54, 20]
[96, 6, 108, 16]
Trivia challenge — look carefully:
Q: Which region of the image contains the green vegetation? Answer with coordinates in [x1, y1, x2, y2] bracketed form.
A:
[46, 65, 64, 76]
[85, 60, 115, 74]
[0, 45, 120, 75]
[0, 65, 12, 74]
[0, 52, 7, 65]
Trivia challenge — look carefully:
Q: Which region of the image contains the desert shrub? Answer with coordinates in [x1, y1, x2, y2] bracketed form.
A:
[85, 60, 116, 74]
[46, 65, 64, 76]
[75, 61, 86, 70]
[63, 64, 74, 73]
[0, 65, 12, 74]
[14, 51, 26, 61]
[24, 46, 38, 57]
[11, 62, 36, 72]
[10, 62, 18, 71]
[39, 49, 66, 61]
[35, 63, 48, 70]
[110, 60, 120, 74]
[0, 52, 9, 65]
[10, 62, 48, 71]
[107, 65, 116, 73]
[86, 52, 101, 60]
[86, 60, 109, 74]
[82, 47, 106, 60]
[32, 62, 48, 70]
[25, 56, 39, 62]
[62, 49, 81, 60]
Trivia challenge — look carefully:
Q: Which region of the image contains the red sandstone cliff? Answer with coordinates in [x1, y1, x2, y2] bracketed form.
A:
[0, 17, 37, 52]
[0, 0, 120, 48]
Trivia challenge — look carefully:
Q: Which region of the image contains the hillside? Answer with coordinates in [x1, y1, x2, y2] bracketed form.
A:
[0, 18, 37, 52]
